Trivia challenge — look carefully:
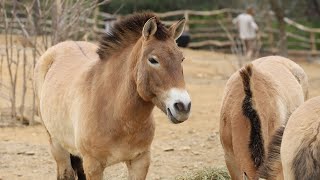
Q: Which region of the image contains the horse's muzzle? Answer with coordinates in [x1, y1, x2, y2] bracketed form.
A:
[165, 88, 191, 123]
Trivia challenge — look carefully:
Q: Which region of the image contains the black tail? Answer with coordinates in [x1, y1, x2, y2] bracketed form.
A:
[70, 154, 86, 180]
[258, 126, 285, 179]
[239, 64, 265, 168]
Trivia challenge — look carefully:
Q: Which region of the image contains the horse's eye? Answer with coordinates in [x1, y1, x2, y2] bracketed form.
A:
[148, 57, 158, 64]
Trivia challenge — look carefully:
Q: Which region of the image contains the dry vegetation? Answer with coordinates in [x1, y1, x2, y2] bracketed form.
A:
[0, 0, 110, 124]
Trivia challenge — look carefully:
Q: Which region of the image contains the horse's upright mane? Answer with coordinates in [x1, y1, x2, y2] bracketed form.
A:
[97, 12, 170, 60]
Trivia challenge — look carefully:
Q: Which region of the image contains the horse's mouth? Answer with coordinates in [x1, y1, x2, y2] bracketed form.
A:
[167, 108, 183, 124]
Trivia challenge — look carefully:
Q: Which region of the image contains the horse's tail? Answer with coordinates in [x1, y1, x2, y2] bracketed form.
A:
[292, 133, 320, 179]
[33, 46, 55, 101]
[258, 126, 285, 179]
[239, 63, 265, 168]
[33, 46, 56, 121]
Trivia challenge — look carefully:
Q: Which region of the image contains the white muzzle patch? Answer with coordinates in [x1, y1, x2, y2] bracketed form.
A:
[165, 88, 191, 124]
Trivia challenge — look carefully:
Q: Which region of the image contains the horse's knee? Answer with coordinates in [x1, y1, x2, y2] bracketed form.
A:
[82, 156, 104, 180]
[50, 139, 75, 179]
[126, 151, 151, 180]
[57, 169, 75, 180]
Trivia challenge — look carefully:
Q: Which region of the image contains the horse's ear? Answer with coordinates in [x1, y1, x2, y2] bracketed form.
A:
[142, 17, 157, 40]
[169, 18, 186, 40]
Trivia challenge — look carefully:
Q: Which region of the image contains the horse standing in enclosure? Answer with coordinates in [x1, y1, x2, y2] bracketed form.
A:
[219, 56, 308, 180]
[34, 13, 191, 180]
[259, 96, 320, 180]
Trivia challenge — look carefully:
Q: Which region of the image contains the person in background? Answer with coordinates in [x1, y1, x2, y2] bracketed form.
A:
[232, 6, 259, 59]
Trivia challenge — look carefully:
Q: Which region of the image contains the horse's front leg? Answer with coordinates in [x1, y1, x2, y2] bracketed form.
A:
[126, 150, 151, 180]
[82, 155, 104, 180]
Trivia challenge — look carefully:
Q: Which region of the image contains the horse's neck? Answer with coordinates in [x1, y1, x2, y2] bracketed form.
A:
[87, 39, 154, 124]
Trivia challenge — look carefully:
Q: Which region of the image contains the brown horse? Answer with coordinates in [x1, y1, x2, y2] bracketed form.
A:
[220, 56, 308, 180]
[33, 13, 191, 180]
[259, 96, 320, 180]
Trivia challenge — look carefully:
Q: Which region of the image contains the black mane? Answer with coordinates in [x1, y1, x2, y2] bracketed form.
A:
[97, 12, 170, 60]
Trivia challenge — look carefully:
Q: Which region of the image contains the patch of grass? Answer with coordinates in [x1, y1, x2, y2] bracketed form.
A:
[176, 167, 231, 180]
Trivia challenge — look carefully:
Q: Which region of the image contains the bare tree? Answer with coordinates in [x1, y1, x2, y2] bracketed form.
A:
[269, 0, 287, 56]
[0, 0, 110, 124]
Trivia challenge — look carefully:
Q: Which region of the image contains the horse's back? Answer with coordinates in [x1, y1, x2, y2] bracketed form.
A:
[253, 56, 308, 100]
[281, 96, 320, 179]
[37, 41, 98, 105]
[253, 56, 307, 120]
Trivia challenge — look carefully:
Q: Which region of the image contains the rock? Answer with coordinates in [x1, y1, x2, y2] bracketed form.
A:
[192, 151, 200, 155]
[17, 151, 35, 156]
[188, 129, 195, 134]
[154, 176, 162, 180]
[180, 146, 191, 151]
[26, 151, 35, 155]
[163, 148, 174, 152]
[207, 134, 216, 141]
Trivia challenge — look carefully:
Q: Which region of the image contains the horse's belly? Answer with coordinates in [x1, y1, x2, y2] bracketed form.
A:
[40, 91, 79, 156]
[46, 118, 78, 155]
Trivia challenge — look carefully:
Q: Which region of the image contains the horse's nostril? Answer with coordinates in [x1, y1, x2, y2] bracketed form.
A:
[174, 102, 191, 113]
[187, 102, 191, 112]
[174, 102, 185, 112]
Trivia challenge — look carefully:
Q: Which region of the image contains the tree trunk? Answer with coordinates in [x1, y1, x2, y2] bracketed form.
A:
[32, 0, 41, 35]
[52, 0, 62, 45]
[269, 0, 287, 56]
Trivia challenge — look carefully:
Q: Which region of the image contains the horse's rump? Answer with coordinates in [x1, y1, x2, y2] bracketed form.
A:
[220, 56, 308, 179]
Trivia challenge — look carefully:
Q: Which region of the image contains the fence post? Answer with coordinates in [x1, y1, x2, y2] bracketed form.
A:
[266, 12, 275, 53]
[93, 6, 99, 33]
[310, 32, 317, 55]
[226, 10, 233, 22]
[184, 10, 190, 32]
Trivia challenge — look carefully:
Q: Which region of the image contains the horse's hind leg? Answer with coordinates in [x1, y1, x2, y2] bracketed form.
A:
[50, 139, 75, 180]
[82, 155, 104, 180]
[125, 150, 151, 180]
[225, 154, 242, 180]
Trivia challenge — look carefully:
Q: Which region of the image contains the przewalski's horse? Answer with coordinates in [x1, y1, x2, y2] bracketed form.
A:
[259, 96, 320, 180]
[219, 56, 308, 180]
[33, 13, 191, 180]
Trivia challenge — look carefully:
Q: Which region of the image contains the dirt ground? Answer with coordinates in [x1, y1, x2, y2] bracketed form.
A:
[1, 48, 320, 180]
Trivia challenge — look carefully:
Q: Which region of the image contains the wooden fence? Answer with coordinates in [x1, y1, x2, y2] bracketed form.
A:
[154, 9, 320, 56]
[1, 8, 320, 56]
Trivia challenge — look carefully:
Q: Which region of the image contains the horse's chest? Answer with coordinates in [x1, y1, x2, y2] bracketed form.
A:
[89, 124, 154, 165]
[106, 144, 145, 165]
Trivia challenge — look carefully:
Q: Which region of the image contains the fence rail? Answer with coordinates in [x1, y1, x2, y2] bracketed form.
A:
[1, 8, 320, 56]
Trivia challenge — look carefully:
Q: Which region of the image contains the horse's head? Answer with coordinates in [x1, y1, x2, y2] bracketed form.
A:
[135, 17, 191, 124]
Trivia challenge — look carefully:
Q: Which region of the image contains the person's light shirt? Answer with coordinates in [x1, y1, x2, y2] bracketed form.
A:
[232, 13, 258, 40]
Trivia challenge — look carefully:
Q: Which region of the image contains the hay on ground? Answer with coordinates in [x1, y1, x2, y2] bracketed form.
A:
[176, 167, 231, 180]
